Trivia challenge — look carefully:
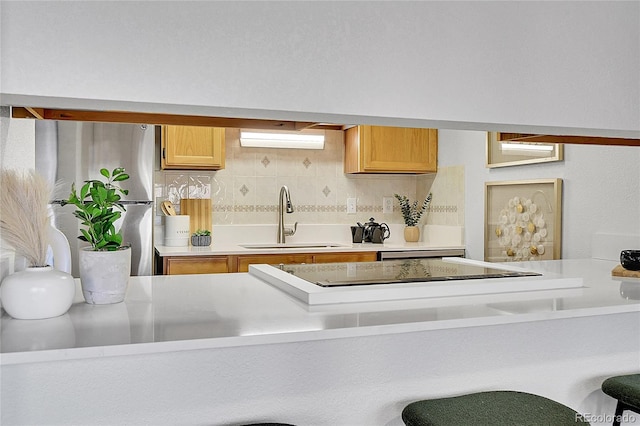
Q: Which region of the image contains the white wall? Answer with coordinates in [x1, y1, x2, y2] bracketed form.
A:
[0, 107, 34, 170]
[1, 1, 638, 137]
[438, 129, 640, 260]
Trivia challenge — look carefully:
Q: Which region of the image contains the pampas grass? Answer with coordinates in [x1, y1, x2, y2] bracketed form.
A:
[0, 169, 52, 267]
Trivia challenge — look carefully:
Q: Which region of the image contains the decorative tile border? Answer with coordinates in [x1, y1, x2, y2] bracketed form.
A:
[430, 205, 458, 213]
[212, 204, 458, 214]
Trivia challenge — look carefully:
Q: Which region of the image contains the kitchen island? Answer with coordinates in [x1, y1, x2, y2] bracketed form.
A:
[1, 259, 639, 425]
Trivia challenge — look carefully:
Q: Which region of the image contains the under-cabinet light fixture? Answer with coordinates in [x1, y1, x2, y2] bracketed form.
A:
[501, 142, 554, 152]
[239, 131, 325, 149]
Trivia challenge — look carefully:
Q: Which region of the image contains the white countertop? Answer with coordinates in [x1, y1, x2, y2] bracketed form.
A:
[154, 223, 466, 256]
[2, 258, 639, 365]
[155, 241, 466, 256]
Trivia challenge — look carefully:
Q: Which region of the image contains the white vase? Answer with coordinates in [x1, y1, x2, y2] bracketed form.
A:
[79, 246, 131, 305]
[0, 266, 75, 320]
[46, 205, 72, 274]
[47, 221, 72, 274]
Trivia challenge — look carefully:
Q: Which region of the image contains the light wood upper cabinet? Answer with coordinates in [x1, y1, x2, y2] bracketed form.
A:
[344, 125, 437, 174]
[160, 125, 225, 170]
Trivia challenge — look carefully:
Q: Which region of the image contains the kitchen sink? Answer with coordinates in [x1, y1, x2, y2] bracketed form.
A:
[240, 243, 350, 249]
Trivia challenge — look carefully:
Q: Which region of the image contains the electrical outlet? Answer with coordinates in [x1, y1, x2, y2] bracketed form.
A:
[347, 198, 357, 214]
[383, 197, 394, 214]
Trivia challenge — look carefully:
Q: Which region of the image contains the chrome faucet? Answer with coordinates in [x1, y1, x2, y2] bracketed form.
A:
[277, 185, 297, 243]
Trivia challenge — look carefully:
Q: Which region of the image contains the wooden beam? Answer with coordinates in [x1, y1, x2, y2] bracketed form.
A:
[24, 107, 45, 119]
[11, 107, 38, 119]
[10, 107, 343, 131]
[9, 106, 639, 145]
[43, 109, 322, 130]
[504, 134, 640, 147]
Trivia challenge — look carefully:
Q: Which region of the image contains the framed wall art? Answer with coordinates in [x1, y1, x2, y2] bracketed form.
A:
[485, 178, 562, 262]
[486, 132, 563, 168]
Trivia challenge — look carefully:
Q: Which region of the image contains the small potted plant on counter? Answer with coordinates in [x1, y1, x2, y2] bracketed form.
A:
[191, 229, 211, 246]
[63, 167, 131, 304]
[394, 192, 433, 242]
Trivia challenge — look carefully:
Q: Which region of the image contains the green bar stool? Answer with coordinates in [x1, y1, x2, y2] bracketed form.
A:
[402, 390, 589, 426]
[601, 373, 640, 426]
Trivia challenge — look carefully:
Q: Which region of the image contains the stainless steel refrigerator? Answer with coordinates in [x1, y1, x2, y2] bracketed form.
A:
[35, 121, 154, 277]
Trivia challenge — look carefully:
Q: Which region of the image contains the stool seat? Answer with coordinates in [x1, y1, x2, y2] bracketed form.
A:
[402, 390, 589, 426]
[601, 373, 640, 426]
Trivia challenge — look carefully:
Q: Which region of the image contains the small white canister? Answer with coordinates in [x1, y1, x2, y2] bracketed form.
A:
[164, 215, 191, 247]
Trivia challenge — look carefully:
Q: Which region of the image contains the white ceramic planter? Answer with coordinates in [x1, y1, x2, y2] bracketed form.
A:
[79, 246, 131, 304]
[404, 226, 420, 242]
[0, 266, 75, 320]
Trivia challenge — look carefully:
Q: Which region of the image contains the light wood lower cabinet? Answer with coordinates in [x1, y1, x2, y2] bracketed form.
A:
[236, 254, 313, 273]
[312, 252, 378, 264]
[159, 251, 379, 275]
[162, 256, 234, 275]
[236, 251, 379, 272]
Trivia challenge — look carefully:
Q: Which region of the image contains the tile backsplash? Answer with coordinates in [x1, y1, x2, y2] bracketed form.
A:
[155, 129, 463, 227]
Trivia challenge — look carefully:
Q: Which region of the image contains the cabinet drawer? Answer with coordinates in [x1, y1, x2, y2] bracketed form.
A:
[313, 252, 378, 263]
[164, 256, 232, 275]
[236, 254, 313, 273]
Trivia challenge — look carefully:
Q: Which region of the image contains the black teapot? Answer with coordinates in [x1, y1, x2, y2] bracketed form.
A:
[363, 217, 390, 244]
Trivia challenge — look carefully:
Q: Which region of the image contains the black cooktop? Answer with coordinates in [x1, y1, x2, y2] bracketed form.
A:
[280, 258, 541, 287]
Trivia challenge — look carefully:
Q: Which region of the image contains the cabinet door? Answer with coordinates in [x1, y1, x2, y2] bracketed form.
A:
[345, 126, 437, 174]
[236, 254, 313, 273]
[313, 252, 378, 264]
[164, 256, 232, 275]
[161, 125, 225, 170]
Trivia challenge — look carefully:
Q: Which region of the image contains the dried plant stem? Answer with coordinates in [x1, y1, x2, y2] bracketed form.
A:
[0, 169, 52, 267]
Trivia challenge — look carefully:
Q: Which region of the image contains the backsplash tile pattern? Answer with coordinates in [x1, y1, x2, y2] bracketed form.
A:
[419, 164, 465, 226]
[155, 129, 464, 228]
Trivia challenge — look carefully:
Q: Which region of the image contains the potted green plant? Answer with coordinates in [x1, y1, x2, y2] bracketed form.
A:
[0, 169, 75, 319]
[191, 229, 211, 246]
[63, 167, 131, 304]
[394, 192, 433, 242]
